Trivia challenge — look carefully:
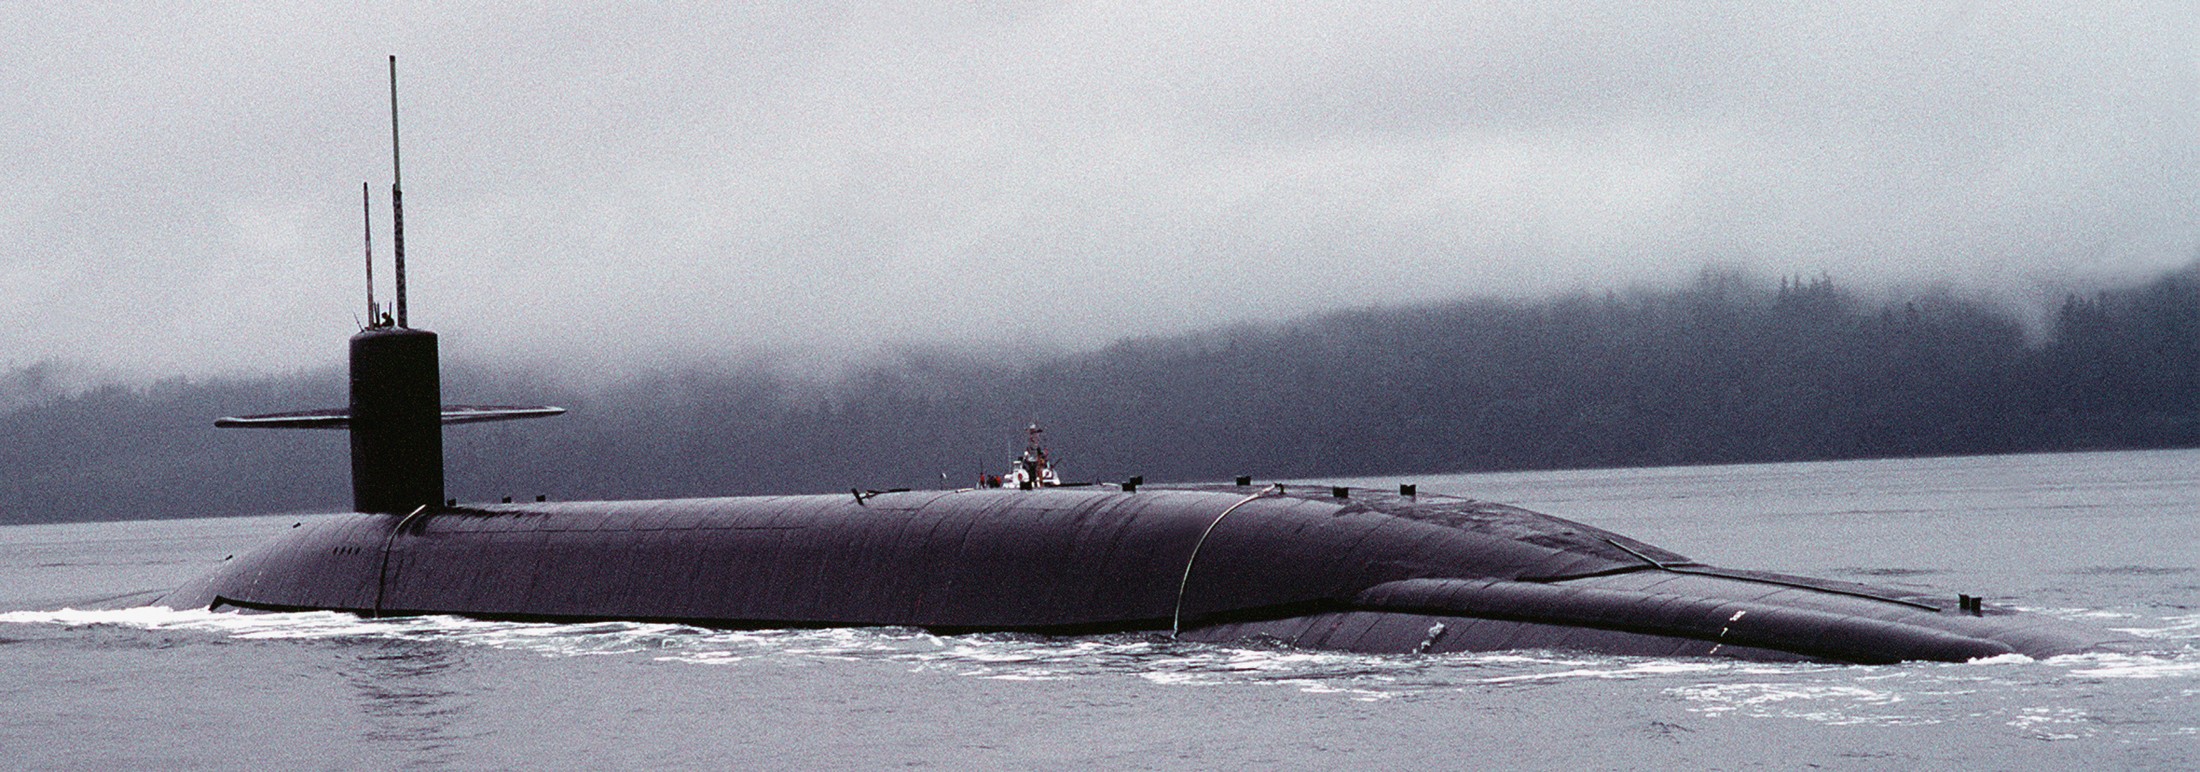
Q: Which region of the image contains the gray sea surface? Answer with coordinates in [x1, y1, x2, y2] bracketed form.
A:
[3, 449, 2195, 769]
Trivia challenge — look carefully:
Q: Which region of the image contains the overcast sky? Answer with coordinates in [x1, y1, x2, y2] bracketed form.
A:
[6, 2, 2197, 381]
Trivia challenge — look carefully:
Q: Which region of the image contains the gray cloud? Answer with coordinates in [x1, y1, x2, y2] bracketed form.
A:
[5, 2, 2195, 379]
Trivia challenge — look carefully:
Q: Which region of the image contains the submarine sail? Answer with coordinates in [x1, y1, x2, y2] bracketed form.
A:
[215, 56, 563, 514]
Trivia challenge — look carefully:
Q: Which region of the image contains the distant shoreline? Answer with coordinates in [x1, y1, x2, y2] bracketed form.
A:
[8, 265, 2200, 526]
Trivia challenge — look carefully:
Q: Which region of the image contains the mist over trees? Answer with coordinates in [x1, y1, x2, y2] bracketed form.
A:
[7, 265, 2200, 525]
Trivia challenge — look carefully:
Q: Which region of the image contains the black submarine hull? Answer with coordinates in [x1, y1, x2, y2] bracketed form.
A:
[190, 66, 2124, 666]
[160, 485, 2120, 664]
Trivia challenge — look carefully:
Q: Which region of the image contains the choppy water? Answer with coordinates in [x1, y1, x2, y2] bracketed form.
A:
[4, 450, 2196, 769]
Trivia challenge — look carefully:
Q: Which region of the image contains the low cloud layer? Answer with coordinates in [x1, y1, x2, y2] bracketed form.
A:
[7, 3, 2196, 379]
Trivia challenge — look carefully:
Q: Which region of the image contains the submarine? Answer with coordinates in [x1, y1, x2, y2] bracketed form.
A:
[160, 60, 2124, 665]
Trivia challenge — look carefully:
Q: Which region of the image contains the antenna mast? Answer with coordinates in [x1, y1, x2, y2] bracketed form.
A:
[389, 54, 408, 328]
[362, 182, 377, 325]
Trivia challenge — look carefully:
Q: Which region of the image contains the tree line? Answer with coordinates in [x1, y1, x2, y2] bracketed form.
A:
[6, 264, 2199, 524]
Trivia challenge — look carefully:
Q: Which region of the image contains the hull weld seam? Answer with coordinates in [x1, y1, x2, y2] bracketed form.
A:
[1172, 486, 1281, 636]
[374, 504, 432, 618]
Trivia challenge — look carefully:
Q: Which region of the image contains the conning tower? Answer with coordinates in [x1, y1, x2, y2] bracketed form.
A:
[348, 327, 443, 513]
[216, 56, 560, 514]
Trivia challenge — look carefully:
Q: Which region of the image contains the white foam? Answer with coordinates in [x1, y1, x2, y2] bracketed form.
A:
[1665, 682, 1931, 726]
[2061, 653, 2200, 679]
[2006, 706, 2097, 740]
[9, 604, 2195, 715]
[2111, 613, 2200, 640]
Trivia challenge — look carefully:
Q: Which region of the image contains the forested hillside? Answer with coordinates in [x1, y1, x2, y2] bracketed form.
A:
[7, 265, 2199, 524]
